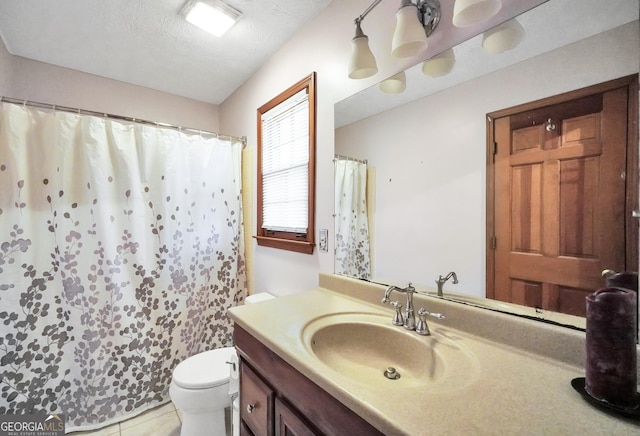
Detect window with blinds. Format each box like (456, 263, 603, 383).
(261, 89, 308, 232)
(256, 73, 316, 254)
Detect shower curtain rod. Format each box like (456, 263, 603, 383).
(334, 154, 367, 164)
(0, 96, 247, 146)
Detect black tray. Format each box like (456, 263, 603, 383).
(571, 377, 640, 421)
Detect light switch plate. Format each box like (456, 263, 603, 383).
(319, 229, 328, 253)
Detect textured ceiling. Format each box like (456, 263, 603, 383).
(0, 0, 332, 105)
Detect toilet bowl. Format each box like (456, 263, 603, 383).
(170, 347, 236, 436)
(170, 293, 274, 436)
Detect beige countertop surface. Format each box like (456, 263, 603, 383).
(228, 275, 640, 435)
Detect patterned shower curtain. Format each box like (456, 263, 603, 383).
(334, 159, 370, 280)
(0, 102, 247, 431)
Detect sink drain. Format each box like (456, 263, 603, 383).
(383, 367, 401, 380)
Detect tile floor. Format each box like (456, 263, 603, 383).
(69, 402, 182, 436)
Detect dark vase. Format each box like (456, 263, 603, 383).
(604, 271, 638, 293)
(585, 287, 638, 406)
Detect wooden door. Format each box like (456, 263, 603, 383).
(488, 77, 638, 317)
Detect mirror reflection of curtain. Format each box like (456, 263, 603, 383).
(0, 102, 247, 430)
(334, 158, 370, 280)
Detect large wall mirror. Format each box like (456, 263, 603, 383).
(334, 0, 639, 330)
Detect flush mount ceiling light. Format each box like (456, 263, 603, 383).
(349, 0, 441, 79)
(452, 0, 502, 28)
(181, 0, 242, 37)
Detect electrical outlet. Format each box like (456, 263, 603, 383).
(319, 229, 328, 253)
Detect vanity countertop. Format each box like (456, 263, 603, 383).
(228, 276, 640, 435)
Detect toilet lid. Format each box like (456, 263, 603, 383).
(173, 347, 236, 389)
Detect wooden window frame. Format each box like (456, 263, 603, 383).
(256, 73, 316, 254)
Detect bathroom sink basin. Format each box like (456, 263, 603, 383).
(301, 312, 479, 390)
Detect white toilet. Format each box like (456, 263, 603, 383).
(170, 293, 274, 436)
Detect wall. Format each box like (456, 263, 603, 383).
(218, 0, 535, 296)
(335, 22, 639, 296)
(0, 38, 220, 131)
(218, 0, 389, 295)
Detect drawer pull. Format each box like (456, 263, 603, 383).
(246, 403, 256, 414)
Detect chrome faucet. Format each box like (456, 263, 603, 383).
(436, 272, 458, 297)
(381, 283, 416, 330)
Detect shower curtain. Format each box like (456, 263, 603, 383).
(334, 159, 370, 280)
(0, 102, 247, 431)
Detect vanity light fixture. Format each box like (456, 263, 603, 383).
(349, 20, 379, 79)
(453, 0, 502, 28)
(348, 0, 441, 79)
(393, 0, 432, 58)
(421, 47, 455, 77)
(379, 71, 407, 93)
(481, 18, 525, 53)
(181, 0, 242, 37)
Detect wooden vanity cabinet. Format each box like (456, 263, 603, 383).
(240, 362, 274, 435)
(234, 325, 384, 436)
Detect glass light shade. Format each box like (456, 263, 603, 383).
(481, 19, 525, 54)
(421, 48, 455, 77)
(452, 0, 502, 28)
(349, 35, 378, 79)
(379, 71, 407, 94)
(391, 2, 428, 58)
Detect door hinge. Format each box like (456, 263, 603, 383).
(491, 236, 497, 249)
(492, 142, 498, 162)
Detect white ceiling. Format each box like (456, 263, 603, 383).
(0, 0, 332, 105)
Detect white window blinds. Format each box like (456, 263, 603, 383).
(261, 89, 309, 233)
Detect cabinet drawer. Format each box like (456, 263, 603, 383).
(241, 362, 274, 436)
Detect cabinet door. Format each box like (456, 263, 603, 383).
(241, 362, 274, 436)
(240, 420, 255, 436)
(275, 398, 319, 436)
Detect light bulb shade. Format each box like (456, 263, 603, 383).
(481, 19, 525, 54)
(379, 71, 407, 94)
(452, 0, 502, 28)
(421, 48, 455, 77)
(349, 28, 378, 79)
(392, 2, 428, 58)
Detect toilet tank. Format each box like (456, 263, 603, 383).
(245, 292, 274, 304)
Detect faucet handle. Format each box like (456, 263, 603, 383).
(416, 308, 430, 336)
(415, 308, 446, 336)
(420, 308, 445, 320)
(391, 301, 404, 326)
